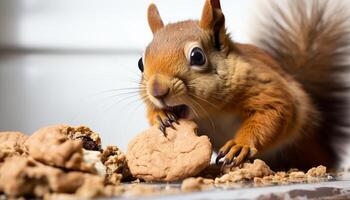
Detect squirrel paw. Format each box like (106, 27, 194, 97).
(156, 111, 178, 136)
(216, 140, 257, 167)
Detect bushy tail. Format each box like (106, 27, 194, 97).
(255, 0, 350, 166)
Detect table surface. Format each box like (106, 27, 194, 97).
(104, 178, 350, 200)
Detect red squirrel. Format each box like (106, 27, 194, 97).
(138, 0, 350, 170)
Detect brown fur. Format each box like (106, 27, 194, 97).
(140, 0, 350, 170)
(147, 4, 164, 34)
(254, 0, 350, 169)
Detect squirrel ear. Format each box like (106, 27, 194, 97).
(199, 0, 227, 51)
(147, 3, 164, 34)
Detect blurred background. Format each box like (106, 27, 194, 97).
(0, 0, 349, 165)
(0, 0, 259, 150)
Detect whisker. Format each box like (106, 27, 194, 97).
(187, 98, 201, 119)
(123, 99, 147, 124)
(72, 88, 145, 113)
(125, 96, 146, 107)
(188, 97, 216, 135)
(138, 94, 149, 103)
(98, 91, 144, 102)
(100, 93, 142, 113)
(189, 93, 219, 109)
(77, 93, 142, 124)
(188, 89, 222, 97)
(95, 87, 145, 95)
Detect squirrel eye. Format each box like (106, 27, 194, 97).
(138, 57, 144, 72)
(190, 47, 206, 66)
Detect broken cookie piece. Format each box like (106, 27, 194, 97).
(0, 131, 28, 148)
(307, 165, 327, 177)
(0, 156, 101, 197)
(75, 174, 114, 198)
(127, 120, 212, 182)
(65, 126, 101, 151)
(254, 165, 328, 186)
(181, 177, 214, 192)
(101, 145, 130, 184)
(288, 171, 307, 183)
(0, 131, 28, 162)
(254, 171, 289, 186)
(215, 159, 274, 184)
(24, 125, 101, 172)
(82, 149, 106, 177)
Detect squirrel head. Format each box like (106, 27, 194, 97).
(139, 0, 234, 119)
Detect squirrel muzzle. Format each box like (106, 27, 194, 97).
(147, 74, 171, 107)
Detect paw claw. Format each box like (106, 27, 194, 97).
(157, 115, 167, 136)
(164, 120, 175, 130)
(231, 159, 237, 167)
(221, 159, 234, 170)
(216, 152, 225, 165)
(221, 159, 228, 169)
(249, 148, 258, 158)
(217, 140, 257, 167)
(156, 111, 178, 136)
(159, 126, 166, 136)
(166, 112, 179, 124)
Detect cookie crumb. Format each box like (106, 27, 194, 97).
(289, 171, 307, 183)
(101, 145, 130, 184)
(0, 132, 28, 163)
(65, 126, 101, 151)
(215, 159, 273, 184)
(307, 165, 327, 177)
(181, 177, 214, 192)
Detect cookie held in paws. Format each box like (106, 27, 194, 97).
(126, 120, 212, 182)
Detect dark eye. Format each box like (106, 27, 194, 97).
(190, 47, 206, 66)
(138, 57, 144, 72)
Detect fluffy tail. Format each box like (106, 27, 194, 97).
(255, 0, 350, 167)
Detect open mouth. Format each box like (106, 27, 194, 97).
(167, 104, 190, 119)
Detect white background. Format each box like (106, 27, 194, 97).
(0, 0, 260, 49)
(0, 0, 349, 166)
(0, 0, 262, 151)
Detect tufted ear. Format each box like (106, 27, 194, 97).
(147, 3, 164, 34)
(199, 0, 228, 51)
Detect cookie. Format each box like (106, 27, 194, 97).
(101, 145, 130, 184)
(127, 120, 212, 182)
(0, 131, 28, 162)
(0, 156, 101, 197)
(24, 125, 101, 172)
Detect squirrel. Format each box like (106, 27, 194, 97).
(137, 0, 350, 170)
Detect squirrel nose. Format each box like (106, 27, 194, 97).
(152, 83, 170, 99)
(149, 74, 171, 100)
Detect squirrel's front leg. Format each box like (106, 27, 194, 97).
(216, 107, 292, 166)
(147, 106, 178, 136)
